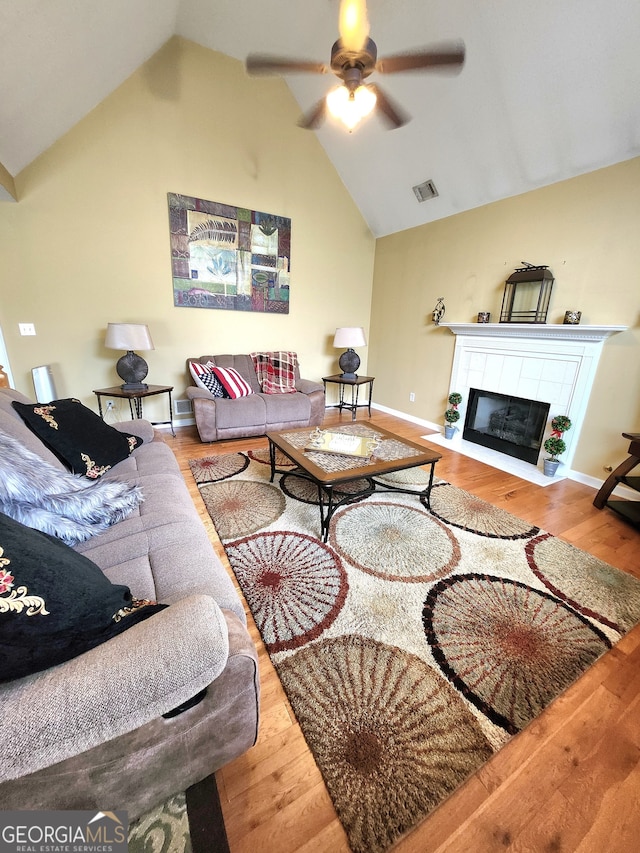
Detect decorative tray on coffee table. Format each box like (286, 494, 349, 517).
(305, 429, 380, 459)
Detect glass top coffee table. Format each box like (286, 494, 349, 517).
(267, 422, 442, 541)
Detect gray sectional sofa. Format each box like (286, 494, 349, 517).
(186, 354, 325, 442)
(0, 387, 259, 819)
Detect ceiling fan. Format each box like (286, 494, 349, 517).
(245, 0, 465, 132)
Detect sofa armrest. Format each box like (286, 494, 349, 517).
(0, 595, 229, 781)
(187, 390, 220, 441)
(296, 378, 325, 395)
(112, 418, 156, 443)
(186, 386, 214, 401)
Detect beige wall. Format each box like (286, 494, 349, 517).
(0, 38, 375, 424)
(1, 35, 637, 482)
(370, 157, 640, 480)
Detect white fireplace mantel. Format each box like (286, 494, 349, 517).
(439, 323, 627, 342)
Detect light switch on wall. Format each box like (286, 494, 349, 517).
(19, 323, 36, 336)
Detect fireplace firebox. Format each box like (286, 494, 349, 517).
(463, 389, 550, 465)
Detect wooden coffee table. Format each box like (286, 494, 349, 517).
(267, 422, 442, 541)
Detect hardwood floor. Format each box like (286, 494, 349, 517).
(169, 409, 640, 853)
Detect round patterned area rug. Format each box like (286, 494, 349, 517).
(188, 450, 640, 853)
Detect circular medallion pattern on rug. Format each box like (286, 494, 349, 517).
(190, 453, 248, 484)
(224, 531, 348, 652)
(375, 467, 435, 488)
(199, 480, 285, 539)
(247, 447, 297, 469)
(329, 501, 460, 583)
(276, 634, 493, 853)
(423, 573, 612, 734)
(279, 472, 372, 506)
(429, 483, 540, 539)
(526, 532, 640, 632)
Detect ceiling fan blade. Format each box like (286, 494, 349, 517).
(298, 98, 327, 130)
(369, 84, 410, 129)
(376, 41, 465, 74)
(338, 0, 370, 53)
(246, 55, 328, 76)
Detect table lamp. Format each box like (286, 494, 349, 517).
(105, 323, 154, 390)
(333, 327, 366, 379)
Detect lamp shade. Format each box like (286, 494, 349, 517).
(333, 327, 367, 348)
(105, 323, 154, 352)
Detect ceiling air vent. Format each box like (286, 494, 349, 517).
(412, 179, 439, 203)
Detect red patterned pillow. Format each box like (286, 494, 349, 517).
(211, 366, 254, 399)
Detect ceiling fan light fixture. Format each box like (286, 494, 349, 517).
(326, 84, 376, 131)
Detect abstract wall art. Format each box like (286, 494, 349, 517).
(168, 192, 291, 313)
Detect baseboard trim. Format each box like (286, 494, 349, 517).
(370, 403, 635, 497)
(370, 402, 441, 433)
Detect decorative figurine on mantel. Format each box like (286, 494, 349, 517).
(432, 297, 446, 325)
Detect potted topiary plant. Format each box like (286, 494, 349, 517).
(542, 415, 572, 476)
(444, 392, 462, 438)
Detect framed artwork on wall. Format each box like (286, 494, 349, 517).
(168, 192, 291, 313)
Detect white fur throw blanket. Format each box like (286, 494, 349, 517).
(0, 428, 143, 546)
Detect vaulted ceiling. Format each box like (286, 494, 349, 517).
(1, 0, 638, 236)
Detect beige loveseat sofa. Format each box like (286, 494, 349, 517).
(186, 353, 325, 442)
(0, 388, 259, 820)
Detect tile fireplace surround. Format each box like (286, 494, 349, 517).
(425, 323, 627, 487)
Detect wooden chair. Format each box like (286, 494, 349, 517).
(593, 432, 640, 527)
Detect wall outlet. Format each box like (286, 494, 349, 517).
(409, 392, 416, 402)
(19, 323, 36, 336)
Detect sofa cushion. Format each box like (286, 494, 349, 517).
(212, 366, 254, 399)
(215, 395, 266, 430)
(0, 428, 144, 547)
(263, 391, 312, 424)
(0, 511, 166, 682)
(189, 361, 228, 398)
(12, 398, 142, 478)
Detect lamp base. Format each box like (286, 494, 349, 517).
(338, 348, 360, 379)
(120, 382, 149, 391)
(116, 351, 149, 390)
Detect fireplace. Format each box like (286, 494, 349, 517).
(424, 323, 627, 485)
(463, 388, 550, 465)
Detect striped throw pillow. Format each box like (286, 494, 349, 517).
(189, 361, 228, 398)
(212, 366, 254, 399)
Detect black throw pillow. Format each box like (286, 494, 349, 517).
(0, 511, 166, 682)
(12, 398, 142, 478)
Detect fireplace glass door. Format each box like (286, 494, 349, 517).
(463, 389, 550, 465)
